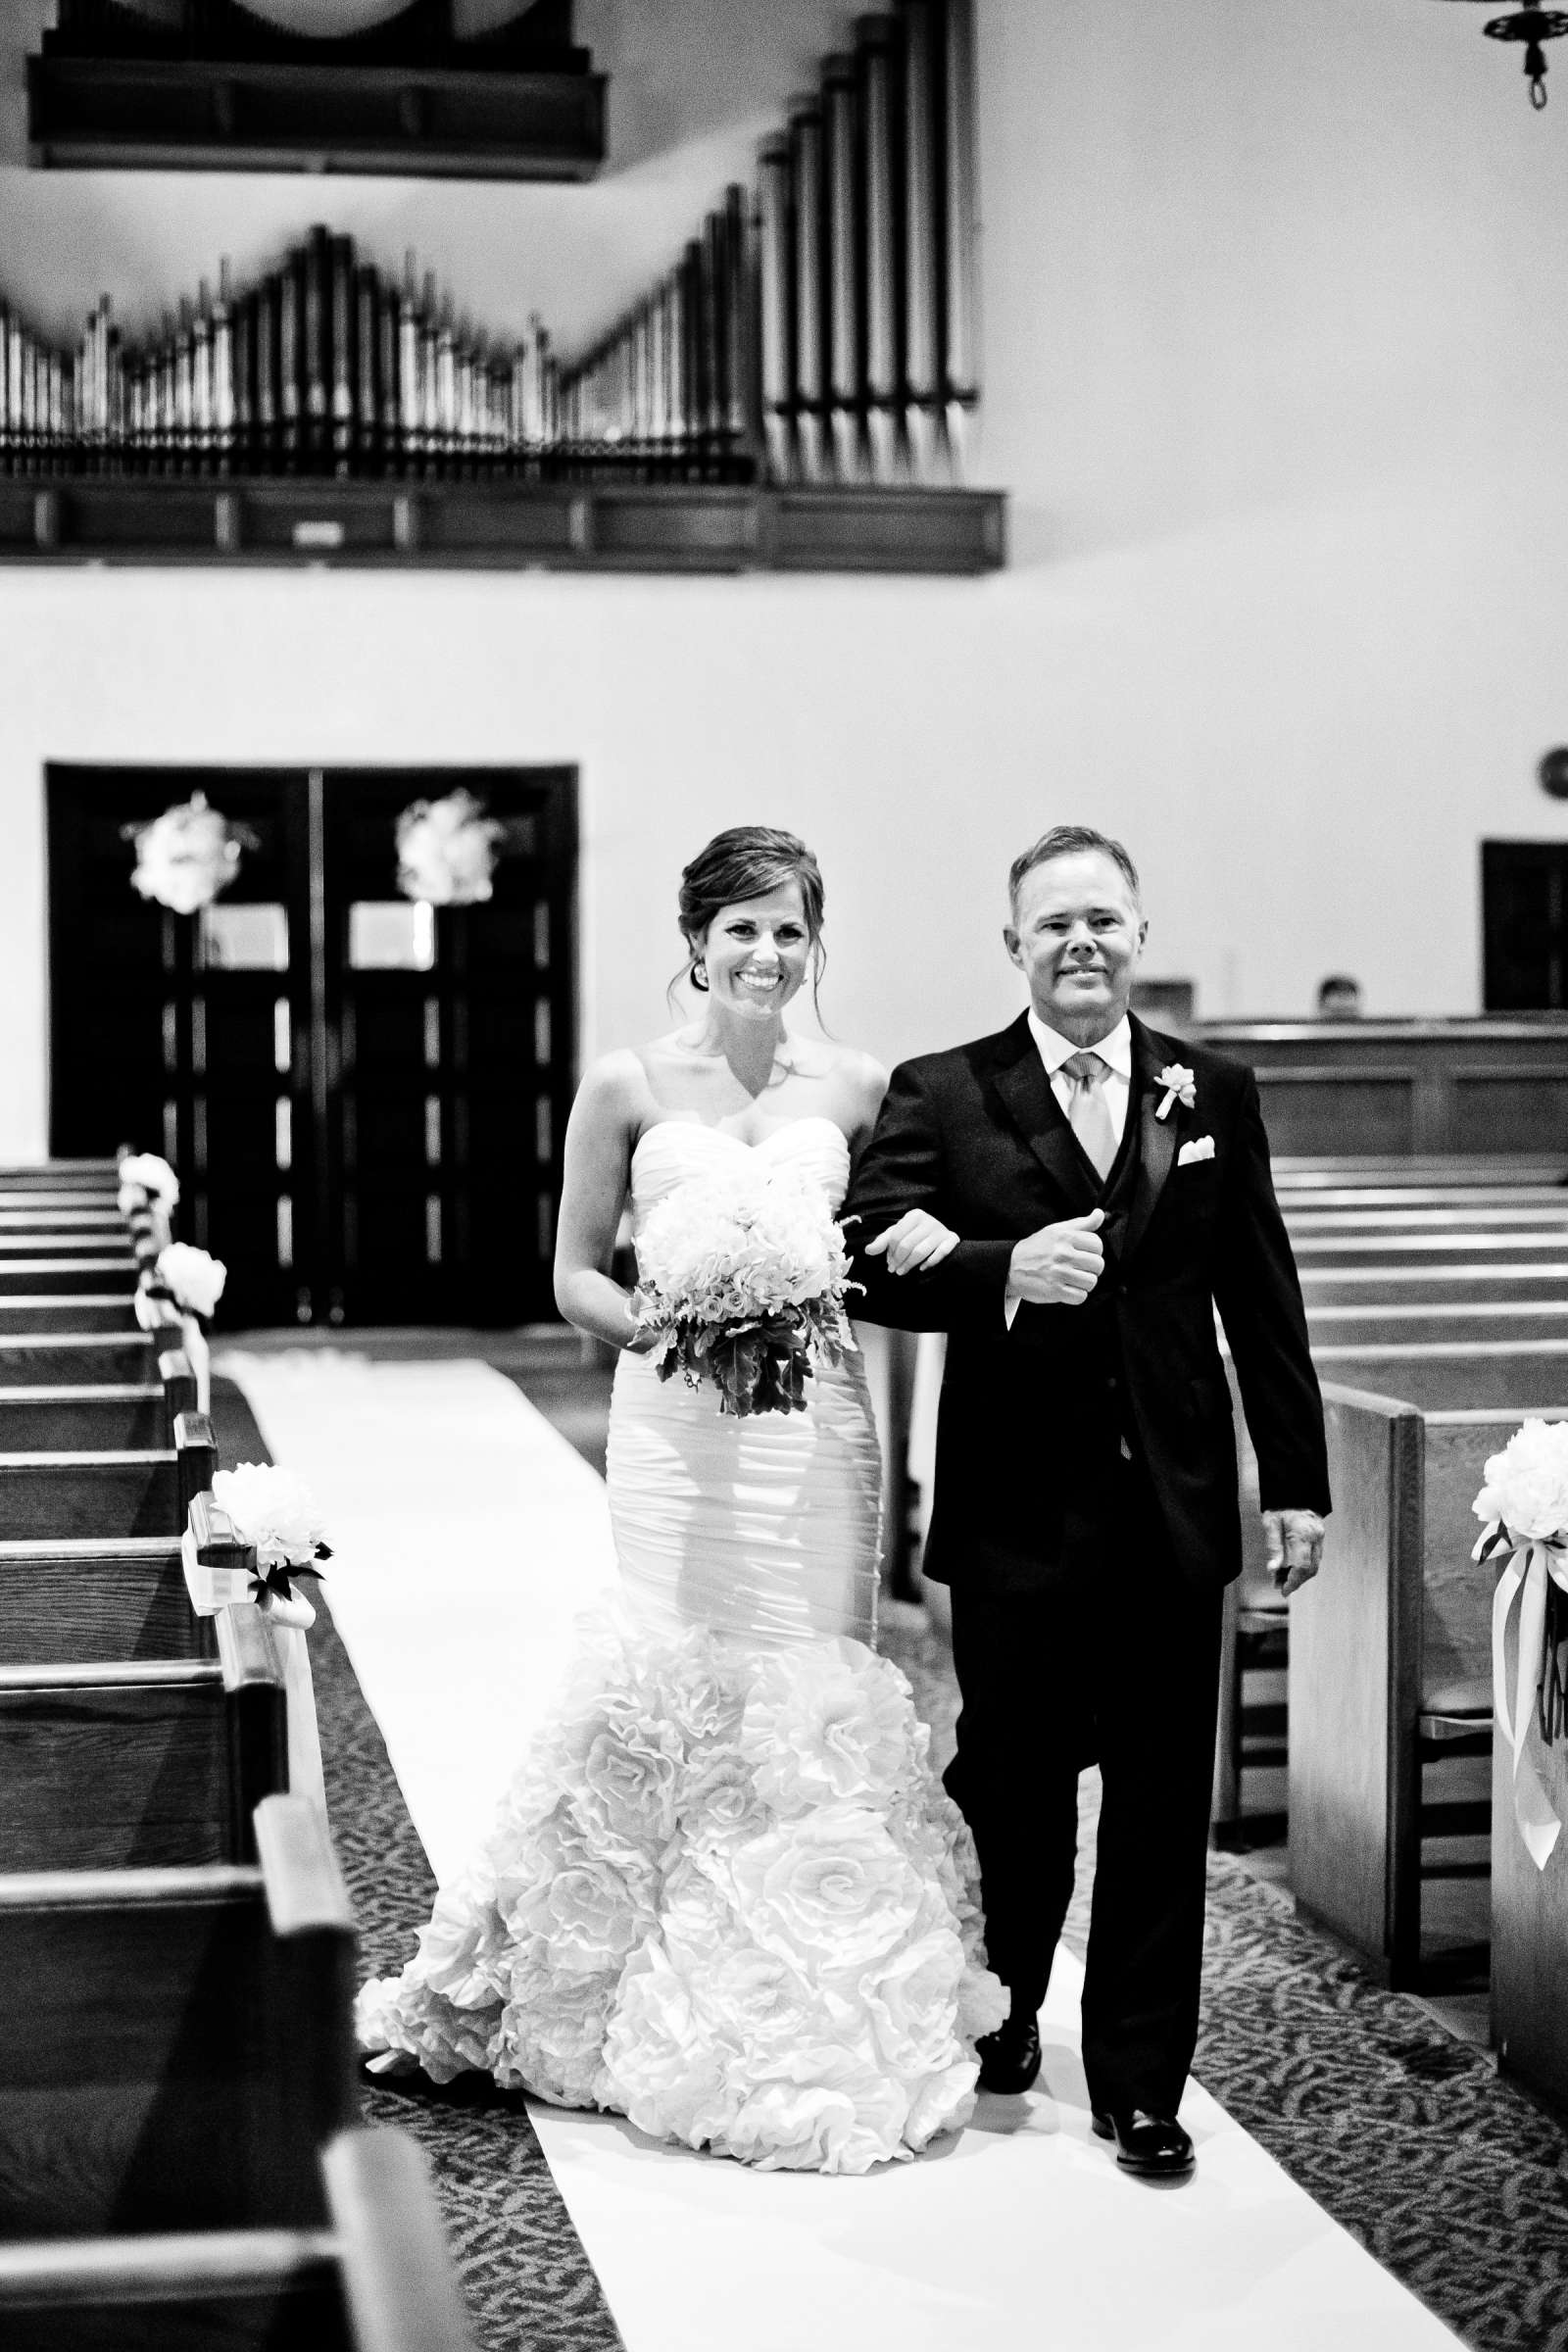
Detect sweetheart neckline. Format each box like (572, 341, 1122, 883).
(631, 1114, 850, 1167)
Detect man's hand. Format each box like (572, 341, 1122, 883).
(1262, 1508, 1325, 1596)
(1006, 1209, 1105, 1306)
(864, 1207, 960, 1276)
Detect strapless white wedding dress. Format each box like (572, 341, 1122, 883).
(357, 1117, 1004, 2174)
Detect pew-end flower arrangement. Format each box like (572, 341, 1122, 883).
(151, 1242, 227, 1321)
(212, 1462, 333, 1624)
(119, 1150, 180, 1219)
(1473, 1417, 1568, 1870)
(631, 1161, 858, 1418)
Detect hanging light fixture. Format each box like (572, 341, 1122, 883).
(1438, 1, 1568, 110)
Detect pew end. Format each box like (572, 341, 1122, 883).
(1289, 1383, 1425, 1977)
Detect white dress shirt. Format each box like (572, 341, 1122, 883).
(1004, 1011, 1133, 1326)
(1028, 1007, 1133, 1149)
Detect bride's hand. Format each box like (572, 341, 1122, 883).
(624, 1290, 662, 1353)
(865, 1208, 959, 1277)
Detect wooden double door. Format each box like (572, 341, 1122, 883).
(48, 764, 577, 1328)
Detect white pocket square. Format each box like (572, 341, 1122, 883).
(1177, 1137, 1215, 1166)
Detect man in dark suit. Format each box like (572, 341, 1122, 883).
(846, 824, 1329, 2180)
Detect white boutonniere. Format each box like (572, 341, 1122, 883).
(1154, 1064, 1197, 1122)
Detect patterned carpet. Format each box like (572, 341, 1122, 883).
(211, 1376, 625, 2352)
(887, 1604, 1568, 2352)
(214, 1371, 1568, 2352)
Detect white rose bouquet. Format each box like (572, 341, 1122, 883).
(212, 1461, 333, 1611)
(632, 1161, 858, 1418)
(1473, 1418, 1568, 1869)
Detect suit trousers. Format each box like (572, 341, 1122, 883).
(943, 1446, 1223, 2117)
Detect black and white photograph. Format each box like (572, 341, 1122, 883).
(0, 3, 1566, 2347)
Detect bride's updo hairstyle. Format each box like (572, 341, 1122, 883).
(675, 826, 827, 1004)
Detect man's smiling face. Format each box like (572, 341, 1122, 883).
(1004, 850, 1148, 1044)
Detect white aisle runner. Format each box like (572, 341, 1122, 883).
(221, 1350, 1461, 2352)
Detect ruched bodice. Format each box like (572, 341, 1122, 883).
(611, 1114, 880, 1652)
(628, 1114, 853, 1224)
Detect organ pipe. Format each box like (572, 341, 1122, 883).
(859, 14, 901, 484)
(823, 51, 862, 484)
(759, 134, 795, 481)
(790, 98, 827, 482)
(943, 0, 980, 476)
(899, 0, 942, 481)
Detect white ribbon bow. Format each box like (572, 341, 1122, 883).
(1481, 1522, 1568, 1870)
(1154, 1063, 1197, 1122)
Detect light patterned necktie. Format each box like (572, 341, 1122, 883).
(1061, 1049, 1117, 1179)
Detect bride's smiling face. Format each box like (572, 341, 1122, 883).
(699, 879, 812, 1018)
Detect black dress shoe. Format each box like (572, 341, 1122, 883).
(975, 2013, 1043, 2095)
(1091, 2108, 1195, 2178)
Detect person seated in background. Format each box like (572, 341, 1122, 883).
(1315, 974, 1364, 1020)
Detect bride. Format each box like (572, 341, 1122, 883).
(357, 826, 1005, 2173)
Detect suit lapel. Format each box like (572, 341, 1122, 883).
(1122, 1015, 1179, 1260)
(989, 1016, 1102, 1216)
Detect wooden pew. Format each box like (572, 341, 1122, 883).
(1287, 1385, 1543, 1984)
(0, 1537, 203, 1665)
(1307, 1302, 1568, 1348)
(0, 1606, 286, 1870)
(0, 1339, 197, 1453)
(0, 1389, 170, 1451)
(1301, 1264, 1568, 1307)
(0, 1206, 126, 1230)
(0, 1163, 119, 1194)
(1287, 1203, 1568, 1232)
(1308, 1345, 1568, 1410)
(0, 2126, 476, 2351)
(0, 1793, 356, 2242)
(1293, 1232, 1568, 1270)
(0, 1270, 138, 1305)
(1276, 1154, 1568, 1190)
(0, 1298, 141, 1337)
(0, 1405, 215, 1542)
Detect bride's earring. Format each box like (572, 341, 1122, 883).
(691, 956, 709, 993)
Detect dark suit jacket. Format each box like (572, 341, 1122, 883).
(844, 1012, 1331, 1597)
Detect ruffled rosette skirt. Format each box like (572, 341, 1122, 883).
(356, 1609, 1005, 2174)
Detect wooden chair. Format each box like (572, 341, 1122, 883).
(0, 1792, 358, 2243)
(0, 2125, 476, 2350)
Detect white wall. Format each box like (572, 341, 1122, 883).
(4, 0, 1568, 1156)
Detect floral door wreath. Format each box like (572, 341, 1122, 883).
(395, 788, 505, 907)
(123, 792, 258, 914)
